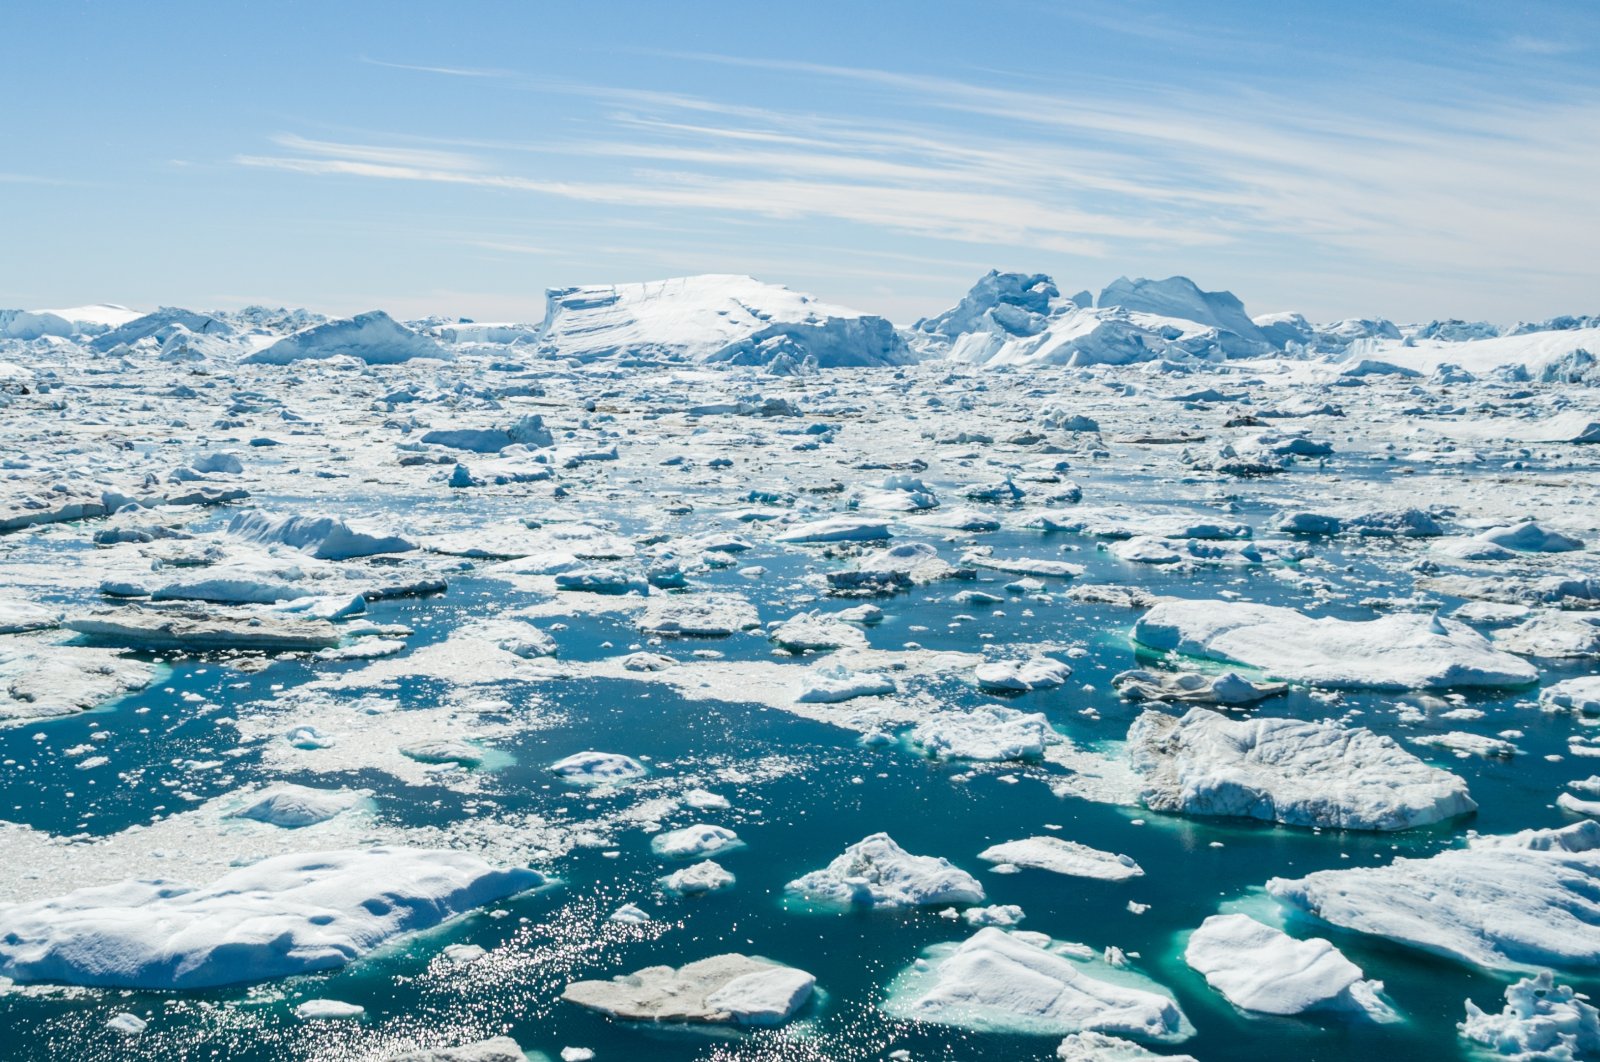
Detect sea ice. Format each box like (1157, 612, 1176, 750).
(1183, 913, 1390, 1017)
(787, 833, 985, 907)
(0, 848, 540, 988)
(1127, 707, 1476, 830)
(563, 952, 815, 1025)
(1133, 600, 1536, 689)
(978, 838, 1144, 881)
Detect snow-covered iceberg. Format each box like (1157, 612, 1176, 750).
(1127, 707, 1476, 830)
(228, 510, 416, 560)
(1183, 914, 1390, 1017)
(787, 833, 985, 908)
(1268, 821, 1600, 970)
(533, 274, 912, 367)
(245, 311, 448, 365)
(883, 927, 1190, 1040)
(563, 953, 815, 1026)
(0, 847, 541, 988)
(1132, 600, 1536, 689)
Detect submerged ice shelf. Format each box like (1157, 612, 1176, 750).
(2, 270, 1600, 1061)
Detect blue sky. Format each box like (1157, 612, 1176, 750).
(3, 0, 1596, 325)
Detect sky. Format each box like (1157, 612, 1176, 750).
(2, 0, 1597, 326)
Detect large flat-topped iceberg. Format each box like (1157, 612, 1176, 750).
(1268, 822, 1600, 971)
(0, 847, 540, 988)
(1133, 600, 1536, 689)
(533, 274, 912, 367)
(884, 927, 1190, 1040)
(1127, 707, 1476, 830)
(245, 310, 448, 365)
(1183, 914, 1390, 1017)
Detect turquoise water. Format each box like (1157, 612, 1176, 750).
(0, 505, 1593, 1061)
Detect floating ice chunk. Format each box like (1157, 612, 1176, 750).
(884, 927, 1189, 1040)
(442, 943, 486, 964)
(1542, 677, 1600, 715)
(554, 566, 647, 595)
(1132, 600, 1536, 689)
(975, 656, 1073, 692)
(1268, 821, 1600, 970)
(978, 838, 1144, 882)
(910, 706, 1052, 761)
(1496, 613, 1600, 659)
(402, 740, 488, 768)
(641, 594, 760, 637)
(0, 601, 58, 634)
(420, 415, 553, 453)
(684, 788, 731, 810)
(1476, 521, 1585, 554)
(621, 652, 675, 671)
(1183, 914, 1391, 1017)
(1112, 669, 1284, 705)
(551, 751, 646, 785)
(770, 611, 869, 652)
(775, 516, 891, 543)
(563, 952, 815, 1025)
(228, 511, 415, 560)
(191, 452, 243, 475)
(296, 999, 364, 1020)
(663, 860, 734, 895)
(0, 640, 152, 724)
(1412, 731, 1518, 759)
(962, 551, 1084, 579)
(1278, 508, 1444, 538)
(383, 1037, 529, 1061)
(963, 903, 1026, 926)
(795, 664, 897, 703)
(910, 506, 1003, 532)
(609, 904, 650, 924)
(787, 833, 984, 907)
(0, 848, 540, 988)
(1128, 707, 1475, 830)
(106, 1012, 147, 1035)
(1459, 970, 1600, 1060)
(1056, 1032, 1197, 1061)
(245, 310, 447, 365)
(652, 825, 741, 860)
(231, 784, 365, 828)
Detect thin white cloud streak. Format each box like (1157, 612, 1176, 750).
(270, 134, 485, 172)
(359, 57, 517, 79)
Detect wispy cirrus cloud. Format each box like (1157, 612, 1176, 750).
(236, 51, 1600, 313)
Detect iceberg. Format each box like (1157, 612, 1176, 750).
(563, 953, 815, 1026)
(1268, 821, 1600, 970)
(228, 510, 416, 560)
(884, 927, 1190, 1040)
(978, 837, 1144, 881)
(787, 833, 984, 908)
(534, 274, 911, 367)
(1183, 914, 1390, 1017)
(1132, 600, 1536, 689)
(1127, 707, 1476, 830)
(245, 311, 448, 365)
(0, 848, 540, 988)
(1459, 970, 1600, 1060)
